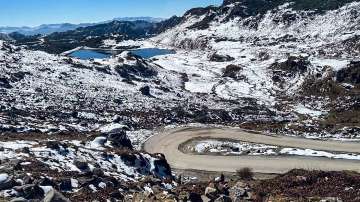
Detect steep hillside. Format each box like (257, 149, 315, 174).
(149, 0, 360, 138)
(155, 0, 359, 54)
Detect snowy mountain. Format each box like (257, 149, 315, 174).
(149, 0, 360, 138)
(0, 0, 360, 201)
(1, 0, 359, 138)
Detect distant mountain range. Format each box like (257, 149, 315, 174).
(0, 23, 94, 36)
(0, 17, 165, 36)
(112, 17, 165, 23)
(9, 16, 181, 54)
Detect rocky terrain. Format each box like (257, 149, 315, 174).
(0, 39, 288, 136)
(0, 130, 173, 201)
(1, 0, 360, 201)
(150, 0, 360, 139)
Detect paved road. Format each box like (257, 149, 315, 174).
(144, 127, 360, 173)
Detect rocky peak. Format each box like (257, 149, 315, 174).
(184, 6, 218, 17)
(222, 0, 358, 14)
(223, 0, 240, 5)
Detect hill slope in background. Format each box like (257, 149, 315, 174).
(0, 17, 165, 36)
(9, 17, 182, 54)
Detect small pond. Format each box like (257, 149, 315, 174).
(69, 49, 111, 60)
(131, 48, 175, 59)
(69, 48, 175, 60)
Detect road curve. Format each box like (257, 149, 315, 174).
(144, 127, 360, 173)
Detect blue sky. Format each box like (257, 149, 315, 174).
(0, 0, 222, 27)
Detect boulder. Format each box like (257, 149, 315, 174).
(258, 51, 270, 61)
(21, 184, 45, 200)
(92, 168, 104, 177)
(45, 141, 62, 150)
(205, 186, 218, 200)
(21, 147, 31, 154)
(114, 61, 158, 81)
(59, 179, 73, 191)
(0, 173, 9, 183)
(271, 56, 309, 75)
(0, 174, 18, 191)
(139, 86, 151, 96)
(73, 159, 90, 172)
(152, 156, 172, 179)
(209, 53, 235, 62)
(22, 175, 33, 185)
(37, 177, 57, 187)
(216, 183, 229, 195)
(106, 130, 133, 150)
(44, 189, 71, 202)
(0, 77, 12, 89)
(222, 65, 243, 79)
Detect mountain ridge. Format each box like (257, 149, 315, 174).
(0, 17, 166, 36)
(9, 17, 183, 54)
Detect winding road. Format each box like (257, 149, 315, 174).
(144, 127, 360, 173)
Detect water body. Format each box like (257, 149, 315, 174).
(131, 48, 175, 59)
(69, 48, 175, 60)
(69, 49, 110, 60)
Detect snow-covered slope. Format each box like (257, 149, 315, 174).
(0, 41, 182, 132)
(152, 1, 360, 98)
(148, 0, 360, 138)
(0, 41, 179, 200)
(0, 39, 286, 135)
(1, 0, 360, 140)
(155, 1, 360, 55)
